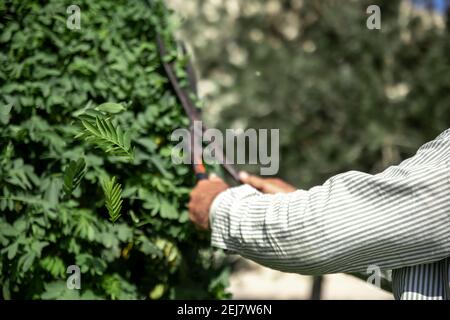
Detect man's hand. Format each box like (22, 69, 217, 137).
(188, 172, 294, 230)
(188, 175, 229, 230)
(239, 171, 296, 194)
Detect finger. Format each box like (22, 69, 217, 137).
(209, 173, 221, 181)
(240, 171, 265, 189)
(239, 171, 249, 182)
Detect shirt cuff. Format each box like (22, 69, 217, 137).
(209, 184, 261, 251)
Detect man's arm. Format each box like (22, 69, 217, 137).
(189, 130, 450, 275)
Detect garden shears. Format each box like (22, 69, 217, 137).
(156, 34, 240, 183)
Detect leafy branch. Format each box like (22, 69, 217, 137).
(75, 114, 134, 161)
(102, 176, 123, 223)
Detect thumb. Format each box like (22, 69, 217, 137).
(239, 171, 250, 183)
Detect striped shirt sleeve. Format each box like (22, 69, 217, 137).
(209, 129, 450, 276)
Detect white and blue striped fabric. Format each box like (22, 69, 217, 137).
(209, 129, 450, 299)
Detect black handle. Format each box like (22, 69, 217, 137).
(195, 172, 208, 181)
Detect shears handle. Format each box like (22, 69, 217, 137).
(193, 162, 208, 181)
(195, 172, 208, 180)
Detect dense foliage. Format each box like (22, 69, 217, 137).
(173, 0, 450, 187)
(0, 0, 229, 299)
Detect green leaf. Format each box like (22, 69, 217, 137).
(149, 156, 173, 179)
(76, 115, 134, 161)
(102, 176, 123, 223)
(31, 241, 49, 257)
(149, 283, 165, 300)
(160, 199, 178, 219)
(40, 256, 66, 278)
(2, 280, 11, 300)
(63, 158, 86, 196)
(96, 102, 126, 114)
(0, 104, 13, 124)
(40, 281, 76, 300)
(6, 242, 18, 260)
(45, 178, 62, 206)
(19, 251, 36, 272)
(0, 223, 18, 237)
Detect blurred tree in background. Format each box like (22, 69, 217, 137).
(168, 0, 450, 188)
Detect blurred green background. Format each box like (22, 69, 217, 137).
(168, 0, 450, 188)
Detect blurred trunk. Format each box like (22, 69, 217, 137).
(310, 276, 323, 300)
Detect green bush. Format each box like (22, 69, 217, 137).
(0, 0, 229, 299)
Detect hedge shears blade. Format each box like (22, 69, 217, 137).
(156, 34, 240, 182)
